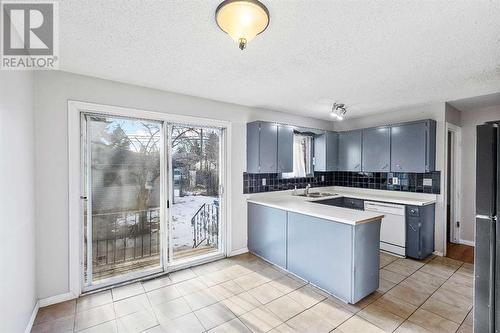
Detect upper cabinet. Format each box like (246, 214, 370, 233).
(314, 131, 338, 172)
(277, 124, 294, 173)
(390, 120, 436, 173)
(362, 126, 391, 172)
(246, 121, 261, 173)
(247, 121, 293, 173)
(338, 130, 362, 172)
(247, 119, 436, 174)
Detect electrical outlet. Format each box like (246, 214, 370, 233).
(423, 178, 432, 186)
(262, 178, 266, 186)
(392, 177, 399, 185)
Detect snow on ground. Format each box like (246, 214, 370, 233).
(171, 195, 218, 250)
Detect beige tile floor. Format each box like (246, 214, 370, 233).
(32, 252, 474, 333)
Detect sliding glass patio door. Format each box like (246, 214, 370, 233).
(82, 114, 165, 290)
(169, 125, 224, 263)
(81, 112, 225, 291)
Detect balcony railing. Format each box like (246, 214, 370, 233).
(86, 202, 219, 281)
(87, 208, 160, 280)
(191, 202, 219, 248)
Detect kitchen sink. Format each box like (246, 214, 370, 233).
(294, 192, 337, 198)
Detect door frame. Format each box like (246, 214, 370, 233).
(68, 100, 232, 297)
(443, 122, 462, 249)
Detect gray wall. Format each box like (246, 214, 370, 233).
(0, 72, 37, 332)
(332, 103, 447, 255)
(460, 105, 500, 243)
(33, 71, 332, 300)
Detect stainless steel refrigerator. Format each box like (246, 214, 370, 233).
(475, 121, 500, 333)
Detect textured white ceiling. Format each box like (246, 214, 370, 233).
(449, 92, 500, 112)
(58, 0, 500, 120)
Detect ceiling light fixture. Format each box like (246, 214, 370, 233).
(215, 0, 270, 50)
(331, 103, 347, 121)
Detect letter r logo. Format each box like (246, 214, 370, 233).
(2, 2, 54, 56)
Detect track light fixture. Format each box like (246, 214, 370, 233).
(331, 103, 347, 121)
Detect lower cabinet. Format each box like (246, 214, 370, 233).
(406, 204, 435, 259)
(313, 197, 364, 210)
(287, 212, 353, 301)
(247, 203, 381, 303)
(247, 203, 287, 269)
(342, 197, 365, 210)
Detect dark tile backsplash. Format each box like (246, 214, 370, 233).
(243, 172, 334, 194)
(243, 171, 440, 194)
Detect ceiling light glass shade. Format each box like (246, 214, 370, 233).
(216, 0, 269, 50)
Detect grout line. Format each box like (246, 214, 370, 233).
(390, 258, 469, 332)
(61, 253, 472, 333)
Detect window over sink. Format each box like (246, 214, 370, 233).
(282, 132, 314, 178)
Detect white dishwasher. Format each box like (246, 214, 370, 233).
(364, 201, 406, 257)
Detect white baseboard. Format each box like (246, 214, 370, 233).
(433, 251, 444, 257)
(24, 301, 39, 333)
(229, 247, 248, 257)
(459, 239, 475, 247)
(38, 291, 77, 307)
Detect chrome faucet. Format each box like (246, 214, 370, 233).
(305, 184, 311, 196)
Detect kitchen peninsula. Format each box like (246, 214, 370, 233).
(247, 191, 384, 304)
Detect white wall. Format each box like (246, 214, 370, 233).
(460, 105, 500, 243)
(0, 72, 37, 332)
(333, 103, 447, 254)
(33, 71, 332, 300)
(445, 104, 462, 127)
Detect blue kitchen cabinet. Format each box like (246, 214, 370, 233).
(314, 131, 338, 172)
(259, 122, 279, 173)
(391, 120, 436, 173)
(277, 124, 294, 173)
(246, 122, 260, 173)
(287, 212, 380, 303)
(342, 197, 365, 210)
(247, 121, 293, 173)
(312, 197, 344, 208)
(406, 204, 435, 259)
(313, 197, 364, 210)
(247, 203, 287, 268)
(362, 126, 391, 172)
(338, 130, 362, 171)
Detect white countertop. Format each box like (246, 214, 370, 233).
(331, 186, 437, 206)
(246, 186, 438, 225)
(248, 193, 384, 225)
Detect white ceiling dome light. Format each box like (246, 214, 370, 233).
(215, 0, 270, 50)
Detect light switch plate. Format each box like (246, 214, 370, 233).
(262, 178, 266, 186)
(392, 177, 399, 185)
(423, 178, 432, 186)
(321, 175, 325, 182)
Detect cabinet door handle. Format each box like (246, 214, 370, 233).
(354, 163, 360, 169)
(382, 164, 388, 169)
